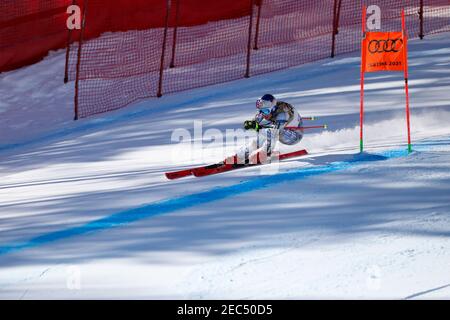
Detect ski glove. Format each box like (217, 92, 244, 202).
(244, 120, 260, 131)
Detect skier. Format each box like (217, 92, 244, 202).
(230, 94, 304, 164)
(165, 94, 311, 179)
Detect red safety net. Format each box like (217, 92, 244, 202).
(161, 2, 253, 95)
(66, 0, 254, 118)
(0, 0, 252, 73)
(250, 0, 336, 76)
(69, 0, 450, 119)
(0, 0, 71, 72)
(3, 1, 449, 118)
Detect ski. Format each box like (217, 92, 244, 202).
(166, 149, 308, 180)
(278, 148, 309, 160)
(192, 162, 238, 177)
(165, 161, 234, 180)
(167, 149, 306, 179)
(165, 168, 196, 180)
(193, 149, 308, 177)
(165, 162, 231, 180)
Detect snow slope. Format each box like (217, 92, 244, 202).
(0, 32, 450, 299)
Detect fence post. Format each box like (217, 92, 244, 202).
(157, 0, 172, 97)
(74, 0, 88, 120)
(336, 0, 342, 34)
(330, 0, 340, 58)
(170, 0, 180, 68)
(253, 0, 263, 50)
(245, 0, 256, 78)
(64, 0, 77, 83)
(419, 0, 424, 39)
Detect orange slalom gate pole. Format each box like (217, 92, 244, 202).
(360, 6, 366, 152)
(402, 10, 412, 153)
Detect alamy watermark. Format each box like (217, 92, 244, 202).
(66, 5, 81, 30)
(170, 120, 282, 174)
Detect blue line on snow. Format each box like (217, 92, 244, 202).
(0, 148, 409, 256)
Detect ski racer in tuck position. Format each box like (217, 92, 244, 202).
(230, 94, 304, 164)
(165, 93, 317, 179)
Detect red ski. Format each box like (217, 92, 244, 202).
(278, 148, 308, 160)
(193, 149, 308, 177)
(165, 149, 308, 180)
(165, 168, 196, 180)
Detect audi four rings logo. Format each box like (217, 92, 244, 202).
(368, 38, 403, 53)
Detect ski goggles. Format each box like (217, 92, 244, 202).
(259, 108, 271, 115)
(256, 98, 272, 110)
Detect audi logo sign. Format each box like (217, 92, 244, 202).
(368, 38, 404, 54)
(362, 31, 405, 72)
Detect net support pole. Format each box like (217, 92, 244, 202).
(74, 0, 88, 120)
(170, 0, 180, 68)
(64, 0, 77, 83)
(336, 0, 342, 32)
(157, 0, 171, 97)
(253, 0, 263, 50)
(402, 10, 412, 153)
(360, 6, 366, 153)
(245, 0, 256, 78)
(331, 0, 338, 58)
(64, 28, 72, 84)
(419, 0, 424, 39)
(331, 0, 343, 57)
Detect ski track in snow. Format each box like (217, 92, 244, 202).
(0, 32, 450, 299)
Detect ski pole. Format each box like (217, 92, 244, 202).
(285, 125, 328, 130)
(302, 116, 317, 121)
